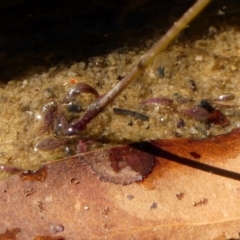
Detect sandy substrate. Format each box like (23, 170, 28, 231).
(0, 24, 240, 180)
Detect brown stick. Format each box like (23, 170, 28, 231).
(71, 0, 211, 132)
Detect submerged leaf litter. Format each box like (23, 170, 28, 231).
(0, 26, 240, 180)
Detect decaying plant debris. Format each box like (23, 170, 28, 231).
(1, 127, 240, 239)
(1, 0, 240, 239)
(2, 0, 240, 180)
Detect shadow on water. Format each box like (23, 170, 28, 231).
(0, 0, 240, 80)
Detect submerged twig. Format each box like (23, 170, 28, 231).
(70, 0, 211, 132)
(113, 108, 149, 121)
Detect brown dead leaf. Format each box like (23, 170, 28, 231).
(1, 129, 240, 239)
(81, 144, 154, 185)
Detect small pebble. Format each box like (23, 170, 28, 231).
(156, 67, 165, 77)
(21, 80, 28, 88)
(67, 72, 77, 77)
(78, 61, 86, 70)
(43, 88, 55, 99)
(231, 65, 237, 71)
(50, 224, 64, 233)
(190, 127, 198, 134)
(195, 55, 203, 61)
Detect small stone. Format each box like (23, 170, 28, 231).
(190, 127, 198, 135)
(21, 80, 28, 88)
(231, 65, 237, 71)
(195, 55, 203, 61)
(67, 72, 77, 77)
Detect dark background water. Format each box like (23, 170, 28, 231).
(0, 0, 239, 79)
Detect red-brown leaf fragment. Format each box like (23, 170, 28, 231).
(181, 106, 210, 121)
(65, 82, 99, 102)
(20, 166, 48, 182)
(77, 140, 88, 153)
(80, 145, 154, 185)
(40, 101, 58, 134)
(142, 97, 174, 106)
(1, 129, 240, 239)
(35, 137, 65, 151)
(0, 164, 23, 174)
(33, 236, 65, 240)
(208, 109, 229, 127)
(212, 93, 235, 102)
(0, 228, 21, 239)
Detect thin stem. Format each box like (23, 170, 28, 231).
(72, 0, 211, 131)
